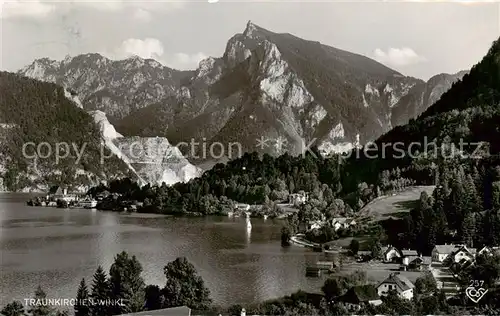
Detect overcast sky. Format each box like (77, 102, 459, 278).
(1, 0, 499, 80)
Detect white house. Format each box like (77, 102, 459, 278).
(448, 246, 476, 264)
(332, 217, 356, 231)
(382, 246, 402, 263)
(377, 272, 415, 300)
(289, 192, 308, 206)
(235, 203, 250, 212)
(308, 220, 324, 230)
(431, 244, 459, 262)
(47, 186, 78, 202)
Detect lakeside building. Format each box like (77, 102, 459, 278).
(288, 191, 308, 206)
(331, 217, 356, 231)
(46, 186, 78, 202)
(235, 203, 250, 212)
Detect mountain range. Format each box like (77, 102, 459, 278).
(3, 21, 470, 191)
(18, 21, 467, 160)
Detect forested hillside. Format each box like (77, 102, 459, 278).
(0, 72, 129, 191)
(342, 38, 500, 193)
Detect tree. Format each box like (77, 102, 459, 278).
(162, 257, 212, 309)
(370, 240, 382, 259)
(144, 285, 163, 311)
(321, 278, 343, 302)
(75, 278, 90, 316)
(90, 266, 110, 316)
(1, 301, 26, 316)
(108, 251, 146, 314)
(349, 239, 360, 255)
(414, 271, 437, 294)
(460, 212, 476, 247)
(28, 286, 54, 316)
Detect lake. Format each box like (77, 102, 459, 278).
(0, 193, 326, 310)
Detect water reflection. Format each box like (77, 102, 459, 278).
(97, 212, 120, 270)
(246, 217, 252, 245)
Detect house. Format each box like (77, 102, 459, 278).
(235, 203, 250, 212)
(96, 190, 110, 200)
(377, 272, 415, 300)
(382, 246, 402, 263)
(47, 185, 78, 202)
(431, 244, 460, 262)
(403, 256, 431, 271)
(289, 191, 308, 205)
(447, 245, 476, 264)
(307, 220, 324, 230)
(118, 306, 191, 316)
(340, 285, 383, 310)
(477, 246, 500, 257)
(331, 217, 356, 231)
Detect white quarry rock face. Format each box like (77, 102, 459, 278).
(64, 88, 84, 109)
(90, 110, 123, 139)
(112, 137, 202, 186)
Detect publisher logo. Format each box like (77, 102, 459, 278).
(465, 280, 488, 303)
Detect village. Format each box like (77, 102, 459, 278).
(299, 239, 500, 308)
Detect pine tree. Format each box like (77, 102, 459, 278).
(28, 286, 54, 316)
(460, 212, 476, 247)
(90, 266, 110, 316)
(75, 278, 90, 316)
(446, 181, 466, 231)
(109, 252, 145, 315)
(465, 174, 480, 213)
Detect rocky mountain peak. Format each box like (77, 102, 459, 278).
(243, 20, 259, 38)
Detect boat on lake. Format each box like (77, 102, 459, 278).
(76, 198, 97, 209)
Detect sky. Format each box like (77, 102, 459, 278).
(1, 0, 499, 80)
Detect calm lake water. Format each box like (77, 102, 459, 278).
(0, 193, 326, 309)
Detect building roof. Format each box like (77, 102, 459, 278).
(341, 285, 380, 304)
(433, 244, 459, 254)
(332, 217, 348, 224)
(401, 250, 418, 256)
(48, 185, 65, 195)
(406, 256, 420, 263)
(378, 273, 414, 292)
(453, 246, 476, 255)
(382, 246, 400, 255)
(119, 306, 191, 316)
